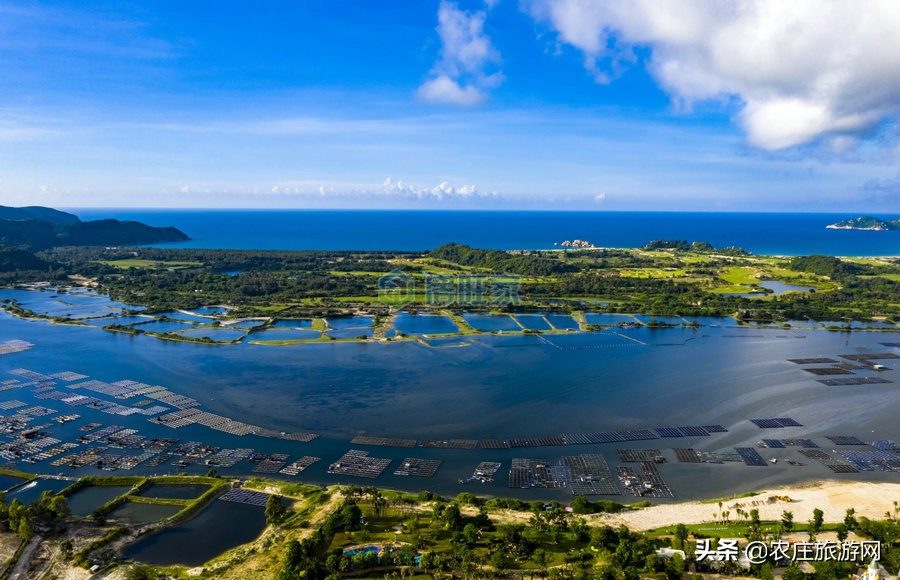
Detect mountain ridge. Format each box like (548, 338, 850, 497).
(0, 205, 190, 250)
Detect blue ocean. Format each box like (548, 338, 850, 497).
(72, 209, 900, 256)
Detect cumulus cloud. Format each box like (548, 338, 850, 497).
(383, 177, 496, 200)
(525, 0, 900, 150)
(417, 1, 503, 106)
(418, 75, 487, 107)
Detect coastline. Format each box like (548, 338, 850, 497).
(589, 479, 900, 531)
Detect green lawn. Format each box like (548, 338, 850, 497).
(619, 268, 690, 279)
(718, 266, 760, 285)
(98, 259, 202, 270)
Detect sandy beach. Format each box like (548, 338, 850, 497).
(588, 480, 900, 531)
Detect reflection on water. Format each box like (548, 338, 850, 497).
(393, 312, 459, 335)
(122, 500, 265, 566)
(68, 486, 131, 517)
(109, 501, 182, 524)
(462, 314, 520, 332)
(0, 302, 897, 500)
(137, 484, 209, 500)
(7, 479, 71, 505)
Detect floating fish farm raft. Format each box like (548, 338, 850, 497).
(799, 449, 859, 473)
(480, 425, 724, 450)
(463, 461, 501, 483)
(251, 453, 290, 474)
(0, 340, 33, 355)
(673, 448, 701, 463)
(826, 435, 867, 446)
(804, 367, 853, 375)
(219, 488, 269, 507)
(563, 454, 619, 495)
(393, 458, 442, 477)
(508, 455, 621, 495)
(350, 436, 417, 448)
(616, 462, 674, 498)
(735, 447, 769, 466)
(750, 417, 803, 428)
(419, 439, 478, 449)
(616, 449, 666, 463)
(328, 450, 391, 478)
(841, 450, 900, 472)
(1, 354, 897, 499)
(789, 353, 896, 384)
(817, 377, 891, 386)
(280, 456, 320, 476)
(781, 438, 819, 448)
(508, 458, 566, 489)
(5, 367, 318, 442)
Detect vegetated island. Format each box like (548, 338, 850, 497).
(826, 216, 900, 231)
(0, 205, 189, 250)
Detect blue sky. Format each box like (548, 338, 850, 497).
(1, 0, 899, 211)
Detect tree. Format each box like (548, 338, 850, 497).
(674, 523, 689, 549)
(844, 508, 857, 530)
(442, 504, 463, 531)
(265, 495, 288, 525)
(571, 495, 591, 514)
(17, 518, 32, 541)
(780, 510, 795, 535)
(48, 494, 70, 518)
(812, 508, 824, 534)
(372, 494, 388, 517)
(665, 554, 685, 580)
(59, 538, 73, 561)
(124, 564, 159, 580)
(462, 523, 479, 547)
(836, 523, 849, 543)
(746, 509, 763, 542)
(456, 492, 477, 506)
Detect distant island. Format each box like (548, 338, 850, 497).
(0, 205, 189, 250)
(826, 216, 900, 231)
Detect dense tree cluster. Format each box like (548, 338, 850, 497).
(429, 243, 579, 276)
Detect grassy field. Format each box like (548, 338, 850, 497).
(99, 259, 202, 270)
(718, 266, 760, 285)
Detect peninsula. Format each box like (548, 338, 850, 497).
(0, 205, 189, 250)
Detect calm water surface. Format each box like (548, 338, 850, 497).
(0, 303, 897, 500)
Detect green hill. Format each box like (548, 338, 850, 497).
(0, 205, 80, 225)
(0, 246, 50, 272)
(0, 205, 189, 249)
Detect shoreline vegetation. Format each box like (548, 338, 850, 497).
(0, 242, 897, 347)
(0, 471, 896, 578)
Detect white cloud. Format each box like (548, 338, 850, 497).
(525, 0, 900, 150)
(383, 176, 494, 200)
(418, 1, 503, 106)
(417, 75, 486, 107)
